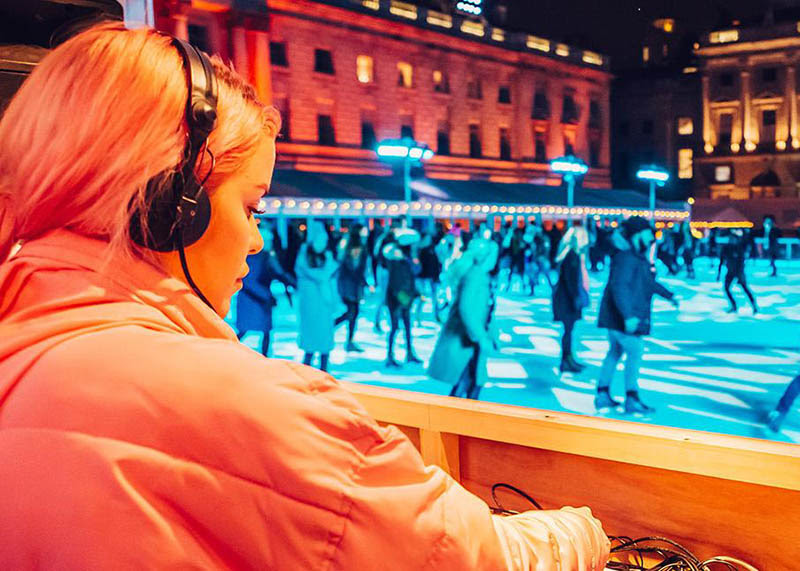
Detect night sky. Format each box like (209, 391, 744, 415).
(500, 0, 773, 69)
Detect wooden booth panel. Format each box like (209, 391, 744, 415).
(458, 437, 800, 570)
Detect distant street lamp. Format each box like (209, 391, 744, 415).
(550, 155, 588, 223)
(376, 138, 434, 226)
(636, 165, 670, 221)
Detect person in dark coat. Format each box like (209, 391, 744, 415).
(552, 226, 590, 373)
(428, 238, 499, 400)
(676, 221, 696, 279)
(236, 226, 296, 356)
(719, 228, 758, 314)
(595, 216, 678, 415)
(762, 215, 781, 277)
(384, 228, 422, 368)
(335, 224, 369, 352)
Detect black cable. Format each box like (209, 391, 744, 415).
(490, 482, 543, 512)
(177, 232, 214, 310)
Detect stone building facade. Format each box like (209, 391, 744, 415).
(153, 0, 612, 188)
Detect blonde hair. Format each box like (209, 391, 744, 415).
(556, 225, 589, 263)
(0, 22, 280, 263)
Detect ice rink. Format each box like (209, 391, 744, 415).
(234, 256, 800, 444)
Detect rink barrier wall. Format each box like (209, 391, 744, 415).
(347, 382, 800, 569)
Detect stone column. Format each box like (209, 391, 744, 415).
(740, 70, 752, 150)
(702, 75, 713, 152)
(788, 66, 798, 149)
(231, 26, 249, 78)
(249, 30, 272, 104)
(172, 13, 189, 41)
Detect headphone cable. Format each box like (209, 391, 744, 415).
(177, 232, 214, 310)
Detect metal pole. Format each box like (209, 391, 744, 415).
(567, 173, 575, 225)
(403, 156, 411, 228)
(649, 181, 656, 221)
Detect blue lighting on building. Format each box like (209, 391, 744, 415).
(455, 0, 483, 17)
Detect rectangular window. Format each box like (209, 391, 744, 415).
(677, 117, 693, 135)
(467, 76, 482, 100)
(532, 91, 550, 119)
(720, 72, 733, 87)
(437, 121, 450, 155)
(762, 109, 776, 143)
(356, 55, 374, 84)
(719, 112, 733, 146)
(314, 49, 335, 75)
(361, 121, 376, 150)
(469, 124, 482, 158)
(642, 119, 654, 135)
(562, 94, 579, 124)
(642, 45, 650, 63)
(317, 114, 335, 146)
(590, 140, 600, 167)
(762, 67, 777, 83)
(499, 127, 511, 160)
(188, 24, 210, 53)
(564, 140, 575, 156)
(433, 70, 450, 93)
(397, 62, 413, 88)
(678, 148, 693, 179)
(498, 86, 511, 104)
(710, 29, 739, 44)
(715, 165, 732, 183)
(589, 100, 601, 128)
(400, 124, 414, 140)
(270, 42, 288, 67)
(534, 131, 547, 163)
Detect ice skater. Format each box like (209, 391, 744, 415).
(719, 228, 758, 314)
(767, 373, 800, 431)
(552, 226, 590, 373)
(594, 216, 679, 414)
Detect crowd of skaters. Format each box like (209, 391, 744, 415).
(236, 211, 799, 430)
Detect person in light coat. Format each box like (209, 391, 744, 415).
(294, 221, 338, 371)
(428, 238, 499, 400)
(0, 23, 609, 570)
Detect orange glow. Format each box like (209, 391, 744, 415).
(191, 0, 229, 13)
(426, 172, 471, 181)
(691, 221, 754, 229)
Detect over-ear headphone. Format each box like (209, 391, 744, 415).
(130, 36, 218, 253)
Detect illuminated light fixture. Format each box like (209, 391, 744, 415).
(412, 201, 421, 209)
(776, 140, 787, 151)
(525, 206, 533, 213)
(492, 28, 506, 42)
(455, 0, 482, 16)
(379, 202, 387, 210)
(745, 141, 756, 152)
(482, 205, 490, 213)
(793, 139, 800, 149)
(362, 0, 379, 9)
(271, 199, 281, 208)
(508, 207, 517, 214)
(582, 51, 603, 65)
(366, 202, 375, 210)
(709, 29, 739, 44)
(636, 167, 669, 184)
(354, 201, 363, 209)
(490, 205, 499, 212)
(444, 204, 452, 211)
(341, 203, 351, 210)
(533, 207, 540, 213)
(426, 11, 452, 28)
(527, 35, 550, 52)
(547, 207, 555, 214)
(683, 66, 698, 74)
(455, 204, 463, 212)
(730, 142, 740, 152)
(704, 143, 714, 154)
(425, 203, 433, 210)
(499, 206, 508, 213)
(389, 0, 417, 20)
(550, 156, 589, 175)
(300, 201, 310, 209)
(460, 20, 485, 37)
(555, 43, 570, 57)
(287, 199, 296, 208)
(314, 201, 324, 210)
(376, 138, 434, 225)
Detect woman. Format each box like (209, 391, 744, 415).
(236, 224, 295, 356)
(384, 228, 422, 367)
(335, 224, 368, 352)
(0, 23, 608, 569)
(553, 226, 591, 373)
(720, 228, 759, 314)
(295, 221, 338, 371)
(429, 238, 498, 400)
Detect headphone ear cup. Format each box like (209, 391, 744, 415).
(130, 176, 183, 252)
(179, 189, 211, 249)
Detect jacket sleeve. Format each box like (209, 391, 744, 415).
(561, 255, 580, 302)
(331, 395, 611, 570)
(609, 254, 635, 319)
(652, 279, 673, 300)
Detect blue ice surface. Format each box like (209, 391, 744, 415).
(228, 256, 800, 444)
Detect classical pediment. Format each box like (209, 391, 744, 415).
(753, 90, 782, 101)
